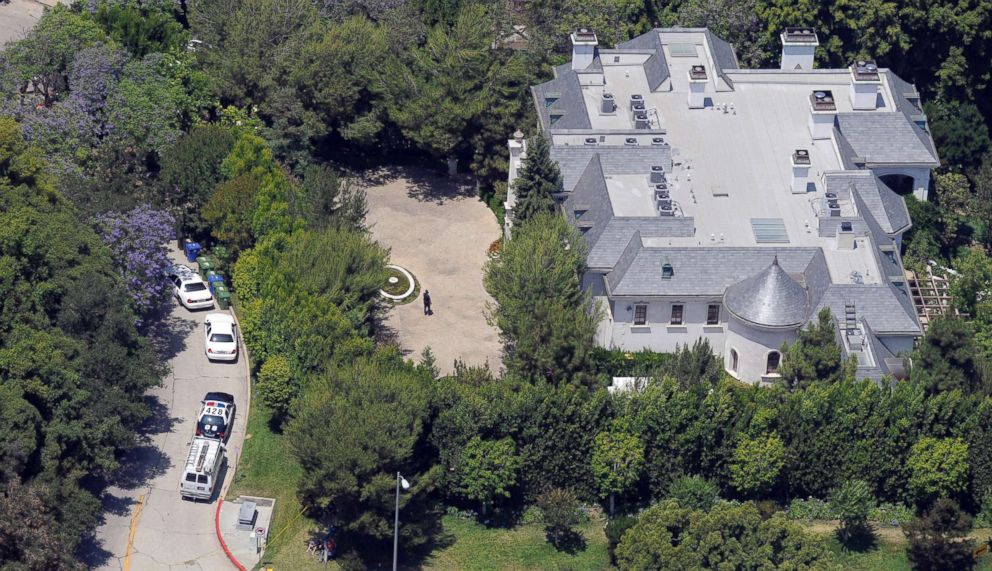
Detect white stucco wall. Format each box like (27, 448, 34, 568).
(724, 315, 798, 384)
(597, 297, 728, 353)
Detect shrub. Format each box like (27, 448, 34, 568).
(256, 355, 295, 416)
(605, 515, 638, 564)
(869, 503, 915, 526)
(667, 475, 718, 512)
(786, 498, 834, 521)
(537, 488, 581, 549)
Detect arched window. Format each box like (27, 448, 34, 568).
(766, 351, 781, 374)
(730, 349, 739, 373)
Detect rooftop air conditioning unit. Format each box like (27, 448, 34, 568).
(651, 137, 665, 146)
(634, 114, 650, 129)
(828, 200, 841, 217)
(658, 202, 675, 216)
(655, 189, 670, 200)
(584, 137, 598, 146)
(650, 166, 666, 184)
(601, 93, 615, 114)
(629, 94, 644, 111)
(624, 137, 638, 146)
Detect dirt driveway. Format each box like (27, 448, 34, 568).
(0, 0, 54, 49)
(364, 168, 503, 375)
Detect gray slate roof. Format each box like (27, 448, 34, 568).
(616, 31, 669, 91)
(886, 71, 939, 161)
(532, 68, 590, 131)
(564, 155, 614, 247)
(704, 30, 739, 88)
(824, 171, 911, 234)
(587, 218, 696, 269)
(835, 113, 939, 165)
(814, 285, 921, 334)
(550, 145, 673, 191)
(605, 246, 818, 296)
(724, 257, 809, 328)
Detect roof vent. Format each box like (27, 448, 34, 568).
(624, 137, 638, 146)
(689, 65, 707, 80)
(852, 60, 880, 81)
(584, 137, 598, 146)
(810, 90, 836, 111)
(783, 27, 818, 43)
(792, 149, 811, 165)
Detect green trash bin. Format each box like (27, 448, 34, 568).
(197, 258, 215, 279)
(215, 285, 231, 310)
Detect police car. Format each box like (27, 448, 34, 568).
(166, 264, 214, 310)
(196, 392, 236, 441)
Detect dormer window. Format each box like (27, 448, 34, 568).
(662, 262, 674, 279)
(544, 93, 560, 107)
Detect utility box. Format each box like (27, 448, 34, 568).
(237, 501, 257, 531)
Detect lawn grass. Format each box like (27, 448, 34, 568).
(225, 402, 315, 568)
(424, 514, 611, 571)
(805, 520, 992, 571)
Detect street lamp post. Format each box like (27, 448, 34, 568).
(393, 472, 410, 571)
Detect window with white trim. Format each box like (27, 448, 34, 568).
(633, 304, 647, 326)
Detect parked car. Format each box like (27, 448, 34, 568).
(196, 392, 236, 441)
(166, 264, 213, 310)
(204, 313, 238, 361)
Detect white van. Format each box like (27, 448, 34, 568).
(180, 437, 225, 501)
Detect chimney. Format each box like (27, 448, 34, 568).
(570, 28, 598, 71)
(687, 65, 707, 109)
(849, 60, 880, 110)
(790, 150, 811, 194)
(780, 27, 818, 70)
(807, 90, 836, 139)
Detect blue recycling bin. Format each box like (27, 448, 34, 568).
(184, 240, 202, 263)
(207, 271, 225, 293)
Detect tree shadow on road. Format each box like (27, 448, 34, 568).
(145, 311, 196, 361)
(402, 168, 476, 204)
(108, 444, 174, 491)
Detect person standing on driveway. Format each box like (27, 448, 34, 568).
(423, 290, 432, 315)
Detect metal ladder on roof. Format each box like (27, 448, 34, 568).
(195, 444, 209, 472)
(844, 303, 858, 332)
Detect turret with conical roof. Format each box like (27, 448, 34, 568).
(723, 256, 809, 329)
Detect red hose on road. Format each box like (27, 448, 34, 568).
(216, 499, 248, 571)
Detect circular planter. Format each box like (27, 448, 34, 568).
(380, 264, 416, 301)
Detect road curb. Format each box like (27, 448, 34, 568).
(215, 499, 248, 571)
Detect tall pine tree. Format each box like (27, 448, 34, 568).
(513, 132, 561, 223)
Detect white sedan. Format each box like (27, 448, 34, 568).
(204, 313, 238, 361)
(167, 264, 214, 310)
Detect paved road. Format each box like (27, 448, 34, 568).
(364, 167, 503, 374)
(89, 246, 249, 571)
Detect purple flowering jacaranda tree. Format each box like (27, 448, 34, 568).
(93, 205, 175, 324)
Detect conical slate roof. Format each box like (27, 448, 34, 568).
(723, 256, 808, 328)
